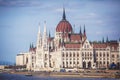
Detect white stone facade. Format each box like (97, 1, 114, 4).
(16, 8, 120, 71)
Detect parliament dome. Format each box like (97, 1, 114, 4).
(56, 8, 72, 32)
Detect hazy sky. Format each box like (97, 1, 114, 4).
(0, 0, 120, 63)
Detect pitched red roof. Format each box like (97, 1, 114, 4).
(64, 43, 81, 48)
(29, 47, 36, 53)
(108, 41, 119, 51)
(93, 43, 107, 48)
(70, 34, 82, 42)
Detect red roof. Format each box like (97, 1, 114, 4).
(56, 20, 72, 32)
(64, 43, 81, 48)
(29, 47, 36, 52)
(108, 41, 119, 51)
(93, 43, 107, 48)
(70, 34, 82, 42)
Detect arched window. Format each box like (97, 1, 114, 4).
(107, 61, 109, 64)
(66, 52, 68, 57)
(73, 61, 75, 64)
(103, 52, 105, 57)
(70, 62, 72, 64)
(112, 54, 114, 58)
(96, 52, 98, 57)
(73, 52, 75, 57)
(66, 62, 68, 64)
(103, 61, 105, 64)
(100, 52, 102, 57)
(82, 52, 84, 56)
(62, 52, 64, 57)
(88, 52, 89, 56)
(117, 55, 119, 58)
(70, 52, 72, 57)
(77, 52, 79, 57)
(107, 53, 109, 57)
(87, 45, 89, 48)
(90, 52, 92, 56)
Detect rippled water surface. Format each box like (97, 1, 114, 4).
(0, 73, 119, 80)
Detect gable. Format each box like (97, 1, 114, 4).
(82, 39, 92, 49)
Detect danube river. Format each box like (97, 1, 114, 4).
(0, 73, 119, 80)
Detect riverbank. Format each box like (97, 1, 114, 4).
(0, 73, 118, 80)
(3, 70, 119, 79)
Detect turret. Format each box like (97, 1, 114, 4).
(36, 23, 42, 49)
(43, 21, 48, 50)
(43, 21, 47, 37)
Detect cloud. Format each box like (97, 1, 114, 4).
(0, 0, 43, 7)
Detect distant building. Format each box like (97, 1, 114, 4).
(0, 65, 5, 70)
(16, 8, 120, 71)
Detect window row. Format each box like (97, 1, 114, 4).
(96, 52, 109, 57)
(63, 61, 80, 65)
(62, 52, 80, 57)
(82, 52, 92, 56)
(63, 58, 80, 60)
(96, 61, 109, 65)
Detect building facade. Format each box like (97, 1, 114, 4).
(16, 8, 120, 71)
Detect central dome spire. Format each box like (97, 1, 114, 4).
(62, 7, 66, 20)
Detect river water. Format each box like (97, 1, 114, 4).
(0, 73, 119, 80)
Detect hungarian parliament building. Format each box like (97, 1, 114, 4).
(16, 8, 120, 71)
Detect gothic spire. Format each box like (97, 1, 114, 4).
(102, 37, 104, 43)
(106, 36, 109, 42)
(62, 7, 66, 20)
(44, 21, 47, 33)
(84, 24, 86, 34)
(38, 22, 41, 33)
(30, 43, 31, 49)
(79, 25, 82, 35)
(31, 43, 34, 48)
(83, 24, 86, 37)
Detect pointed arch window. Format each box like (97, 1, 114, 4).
(70, 52, 72, 57)
(73, 52, 75, 57)
(77, 52, 79, 57)
(66, 52, 68, 57)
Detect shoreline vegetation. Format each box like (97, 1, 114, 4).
(1, 69, 120, 78)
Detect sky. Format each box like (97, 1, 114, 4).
(0, 0, 120, 64)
